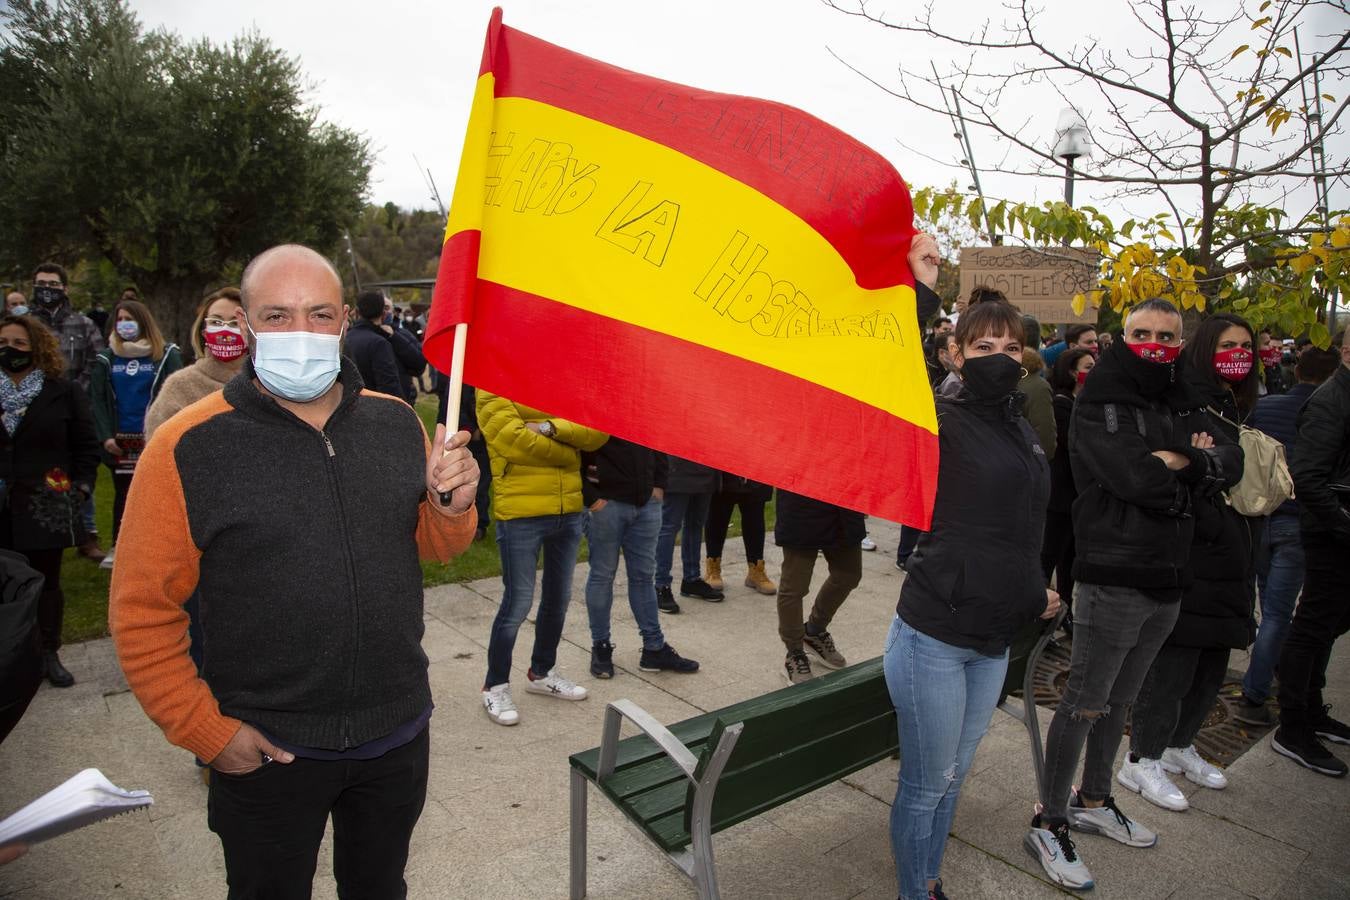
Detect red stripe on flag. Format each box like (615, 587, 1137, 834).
(459, 280, 936, 528)
(484, 24, 915, 291)
(424, 230, 481, 364)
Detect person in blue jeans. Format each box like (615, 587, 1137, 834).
(476, 391, 608, 726)
(884, 301, 1058, 900)
(1236, 345, 1340, 725)
(581, 436, 698, 677)
(654, 455, 721, 612)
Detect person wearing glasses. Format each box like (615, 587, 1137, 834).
(144, 288, 248, 439)
(28, 263, 106, 562)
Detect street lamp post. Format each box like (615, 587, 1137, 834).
(1052, 108, 1092, 207)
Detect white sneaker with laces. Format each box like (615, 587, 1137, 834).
(860, 534, 877, 551)
(1067, 792, 1158, 847)
(1117, 756, 1189, 811)
(1024, 817, 1095, 890)
(1161, 745, 1228, 789)
(524, 668, 588, 701)
(482, 683, 519, 726)
(99, 546, 116, 571)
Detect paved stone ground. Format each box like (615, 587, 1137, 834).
(1, 516, 1346, 899)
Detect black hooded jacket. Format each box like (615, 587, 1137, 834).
(1068, 336, 1243, 597)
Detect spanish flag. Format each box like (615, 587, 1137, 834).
(425, 8, 938, 528)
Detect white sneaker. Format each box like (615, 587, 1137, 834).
(1068, 792, 1158, 847)
(99, 546, 116, 570)
(524, 669, 588, 701)
(860, 534, 877, 551)
(1025, 818, 1095, 890)
(482, 683, 519, 726)
(1117, 756, 1189, 811)
(1161, 745, 1228, 789)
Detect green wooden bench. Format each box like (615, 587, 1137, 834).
(568, 612, 1063, 899)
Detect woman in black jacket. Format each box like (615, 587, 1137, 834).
(0, 315, 100, 687)
(1041, 348, 1096, 632)
(1120, 313, 1257, 811)
(884, 301, 1059, 900)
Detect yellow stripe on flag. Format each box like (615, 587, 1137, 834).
(450, 88, 935, 432)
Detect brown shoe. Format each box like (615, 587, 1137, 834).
(704, 557, 723, 590)
(745, 559, 777, 595)
(77, 536, 106, 562)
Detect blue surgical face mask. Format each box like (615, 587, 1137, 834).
(246, 321, 344, 402)
(10, 305, 27, 316)
(115, 320, 140, 340)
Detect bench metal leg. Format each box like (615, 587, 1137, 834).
(570, 768, 588, 900)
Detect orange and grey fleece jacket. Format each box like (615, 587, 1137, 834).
(110, 359, 475, 763)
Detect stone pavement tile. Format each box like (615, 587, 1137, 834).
(1188, 734, 1350, 877)
(759, 778, 893, 853)
(708, 815, 874, 900)
(0, 804, 165, 898)
(1275, 861, 1350, 899)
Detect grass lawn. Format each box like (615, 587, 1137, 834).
(60, 392, 766, 644)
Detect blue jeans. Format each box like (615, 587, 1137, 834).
(584, 499, 666, 651)
(884, 616, 1007, 900)
(484, 513, 584, 687)
(654, 491, 711, 588)
(1243, 514, 1304, 703)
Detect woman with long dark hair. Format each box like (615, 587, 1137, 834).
(0, 315, 99, 686)
(884, 300, 1059, 900)
(1041, 347, 1095, 631)
(1118, 313, 1257, 810)
(90, 299, 183, 569)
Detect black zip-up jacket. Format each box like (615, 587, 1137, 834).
(581, 437, 668, 508)
(1069, 336, 1243, 595)
(344, 319, 403, 398)
(774, 490, 866, 550)
(1293, 364, 1350, 540)
(898, 390, 1051, 654)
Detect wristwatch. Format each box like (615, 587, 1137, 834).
(538, 420, 557, 439)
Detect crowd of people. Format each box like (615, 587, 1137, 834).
(1, 238, 1347, 900)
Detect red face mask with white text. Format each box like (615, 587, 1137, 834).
(1128, 341, 1181, 365)
(204, 325, 245, 361)
(1214, 347, 1253, 383)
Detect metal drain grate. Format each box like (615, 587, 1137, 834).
(1015, 636, 1273, 768)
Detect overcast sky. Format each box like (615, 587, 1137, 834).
(129, 0, 1346, 236)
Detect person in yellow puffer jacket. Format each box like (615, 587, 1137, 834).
(476, 391, 608, 727)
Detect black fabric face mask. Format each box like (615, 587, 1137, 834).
(32, 286, 66, 309)
(961, 352, 1023, 400)
(0, 346, 33, 373)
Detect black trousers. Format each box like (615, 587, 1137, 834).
(109, 467, 135, 543)
(1130, 644, 1230, 759)
(704, 493, 766, 561)
(1278, 531, 1350, 728)
(0, 512, 65, 652)
(207, 727, 430, 900)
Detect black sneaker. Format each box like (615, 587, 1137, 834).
(1234, 695, 1277, 727)
(680, 578, 724, 602)
(590, 641, 615, 679)
(639, 643, 700, 673)
(656, 586, 680, 614)
(1312, 705, 1350, 745)
(928, 879, 949, 900)
(1272, 726, 1348, 776)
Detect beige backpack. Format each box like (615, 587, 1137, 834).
(1207, 407, 1295, 517)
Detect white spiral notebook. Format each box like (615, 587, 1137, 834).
(0, 768, 153, 846)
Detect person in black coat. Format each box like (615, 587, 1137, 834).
(1124, 313, 1260, 807)
(654, 455, 721, 611)
(885, 300, 1059, 900)
(1040, 347, 1096, 630)
(344, 291, 404, 398)
(0, 315, 100, 687)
